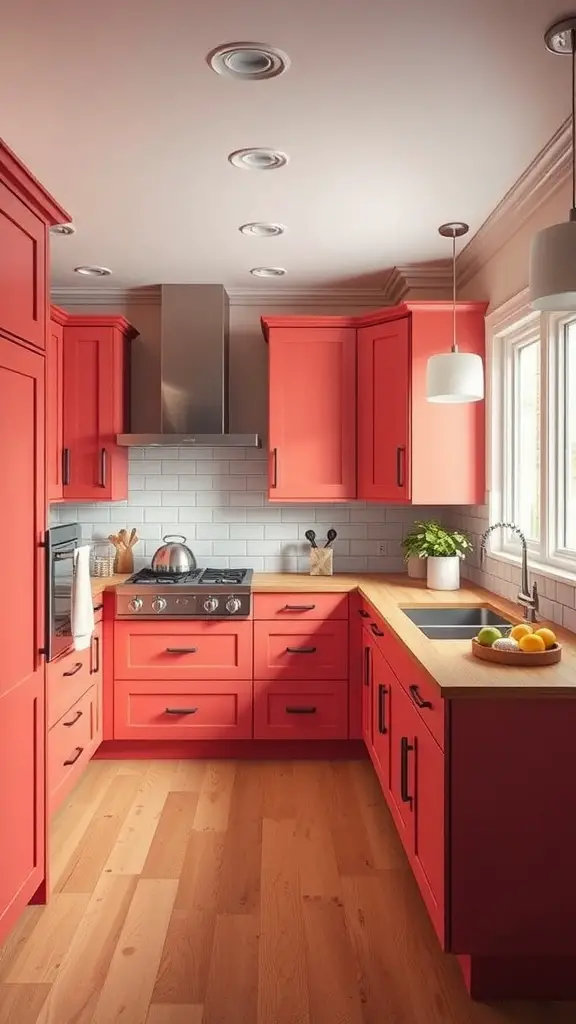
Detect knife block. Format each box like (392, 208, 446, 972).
(309, 547, 333, 576)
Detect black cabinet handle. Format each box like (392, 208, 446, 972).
(400, 737, 414, 808)
(364, 644, 372, 687)
(165, 707, 199, 715)
(283, 604, 316, 612)
(396, 446, 406, 488)
(91, 635, 100, 674)
(63, 662, 83, 677)
(63, 746, 84, 766)
(285, 646, 317, 654)
(378, 685, 388, 734)
(359, 609, 370, 618)
(286, 706, 317, 714)
(99, 447, 108, 488)
(62, 447, 71, 486)
(93, 602, 104, 612)
(165, 647, 198, 654)
(63, 710, 83, 728)
(370, 622, 384, 637)
(409, 684, 433, 710)
(271, 447, 278, 488)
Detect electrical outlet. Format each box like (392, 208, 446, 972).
(377, 542, 387, 555)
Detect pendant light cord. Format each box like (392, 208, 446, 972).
(451, 230, 458, 353)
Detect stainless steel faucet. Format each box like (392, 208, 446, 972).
(480, 521, 539, 623)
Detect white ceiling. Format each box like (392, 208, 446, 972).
(1, 0, 571, 289)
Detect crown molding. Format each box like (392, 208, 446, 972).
(50, 285, 161, 306)
(457, 117, 572, 289)
(381, 260, 453, 303)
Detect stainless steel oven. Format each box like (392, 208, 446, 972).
(45, 522, 80, 661)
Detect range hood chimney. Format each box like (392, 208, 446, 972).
(117, 284, 261, 447)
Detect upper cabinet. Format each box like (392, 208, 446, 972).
(62, 315, 136, 502)
(46, 307, 65, 501)
(262, 320, 356, 502)
(262, 301, 487, 506)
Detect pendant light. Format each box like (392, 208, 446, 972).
(530, 18, 576, 311)
(425, 222, 484, 403)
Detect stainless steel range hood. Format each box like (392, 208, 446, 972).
(117, 284, 261, 447)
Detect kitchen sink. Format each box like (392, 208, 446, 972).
(401, 605, 514, 640)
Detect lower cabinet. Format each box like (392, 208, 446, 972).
(254, 679, 348, 739)
(114, 679, 253, 740)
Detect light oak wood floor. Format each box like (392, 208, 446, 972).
(0, 758, 574, 1024)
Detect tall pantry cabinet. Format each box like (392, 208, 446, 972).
(0, 140, 70, 945)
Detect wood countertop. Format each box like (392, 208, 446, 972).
(91, 571, 576, 696)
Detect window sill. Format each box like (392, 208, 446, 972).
(487, 549, 576, 587)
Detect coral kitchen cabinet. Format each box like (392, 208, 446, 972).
(262, 301, 487, 505)
(62, 315, 136, 501)
(46, 306, 65, 501)
(261, 320, 357, 501)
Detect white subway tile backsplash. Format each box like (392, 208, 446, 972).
(52, 448, 448, 573)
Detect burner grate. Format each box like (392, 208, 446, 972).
(198, 568, 248, 585)
(126, 568, 203, 585)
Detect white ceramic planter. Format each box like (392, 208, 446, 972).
(407, 556, 427, 579)
(427, 555, 461, 591)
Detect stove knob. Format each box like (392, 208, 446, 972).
(203, 597, 219, 613)
(152, 597, 167, 613)
(226, 597, 241, 614)
(128, 597, 143, 612)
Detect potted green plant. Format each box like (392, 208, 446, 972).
(403, 520, 473, 590)
(401, 524, 428, 579)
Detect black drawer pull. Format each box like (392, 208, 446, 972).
(63, 662, 83, 677)
(286, 706, 317, 714)
(165, 647, 198, 654)
(378, 684, 388, 734)
(271, 447, 278, 488)
(100, 447, 108, 488)
(285, 646, 317, 654)
(93, 602, 104, 612)
(165, 707, 199, 715)
(359, 609, 370, 618)
(396, 446, 406, 488)
(364, 644, 372, 687)
(63, 746, 84, 766)
(91, 635, 100, 674)
(283, 604, 316, 611)
(63, 710, 83, 728)
(409, 684, 433, 710)
(370, 622, 384, 637)
(62, 447, 71, 486)
(400, 736, 414, 808)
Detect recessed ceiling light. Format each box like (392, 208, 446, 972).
(74, 265, 112, 277)
(208, 42, 290, 80)
(228, 148, 288, 170)
(250, 266, 287, 278)
(239, 222, 285, 237)
(50, 223, 76, 236)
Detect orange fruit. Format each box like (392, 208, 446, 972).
(510, 623, 533, 641)
(518, 633, 546, 653)
(534, 627, 557, 649)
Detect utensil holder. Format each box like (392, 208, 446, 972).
(90, 554, 116, 578)
(309, 547, 333, 576)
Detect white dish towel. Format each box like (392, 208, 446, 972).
(72, 545, 94, 651)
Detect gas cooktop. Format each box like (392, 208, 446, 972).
(116, 567, 253, 618)
(125, 567, 251, 587)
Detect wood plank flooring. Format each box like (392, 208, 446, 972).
(1, 758, 575, 1023)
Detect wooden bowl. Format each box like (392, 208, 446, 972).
(471, 639, 562, 667)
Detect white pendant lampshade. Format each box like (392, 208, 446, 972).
(530, 19, 576, 311)
(426, 222, 484, 404)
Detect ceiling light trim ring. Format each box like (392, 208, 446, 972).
(50, 223, 76, 236)
(228, 148, 288, 170)
(208, 42, 290, 80)
(250, 266, 287, 278)
(74, 265, 113, 277)
(239, 222, 286, 237)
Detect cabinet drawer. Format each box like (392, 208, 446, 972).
(363, 616, 445, 750)
(114, 620, 253, 681)
(254, 620, 348, 680)
(47, 642, 97, 730)
(114, 680, 253, 740)
(253, 593, 348, 621)
(254, 680, 348, 740)
(48, 685, 99, 815)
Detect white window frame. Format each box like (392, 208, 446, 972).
(488, 289, 576, 582)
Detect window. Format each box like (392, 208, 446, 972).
(490, 294, 576, 577)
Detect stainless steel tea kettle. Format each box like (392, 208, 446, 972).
(151, 535, 197, 574)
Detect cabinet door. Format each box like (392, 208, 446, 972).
(46, 315, 64, 501)
(361, 632, 373, 751)
(0, 180, 46, 350)
(0, 336, 45, 945)
(268, 327, 356, 501)
(63, 323, 128, 501)
(388, 671, 416, 854)
(370, 642, 393, 793)
(357, 316, 410, 501)
(412, 715, 445, 942)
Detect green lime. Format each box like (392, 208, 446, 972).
(476, 626, 502, 647)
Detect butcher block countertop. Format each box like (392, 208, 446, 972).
(91, 572, 576, 697)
